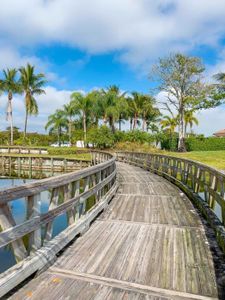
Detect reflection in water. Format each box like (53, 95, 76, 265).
(0, 169, 68, 273)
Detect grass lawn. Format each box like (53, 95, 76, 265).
(164, 150, 225, 171)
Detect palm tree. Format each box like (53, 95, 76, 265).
(63, 101, 79, 144)
(128, 92, 143, 130)
(141, 95, 158, 131)
(45, 109, 67, 146)
(100, 85, 127, 132)
(184, 110, 199, 136)
(0, 69, 21, 145)
(160, 115, 178, 133)
(19, 63, 46, 139)
(70, 92, 92, 141)
(160, 115, 178, 150)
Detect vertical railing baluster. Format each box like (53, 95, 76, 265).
(27, 193, 41, 253)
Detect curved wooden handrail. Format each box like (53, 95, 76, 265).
(0, 151, 117, 294)
(116, 151, 225, 253)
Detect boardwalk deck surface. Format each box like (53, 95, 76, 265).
(8, 162, 223, 300)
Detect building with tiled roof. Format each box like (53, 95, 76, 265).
(213, 129, 225, 137)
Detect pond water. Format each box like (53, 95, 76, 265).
(0, 171, 68, 274)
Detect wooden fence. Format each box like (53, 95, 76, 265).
(116, 151, 225, 253)
(0, 151, 117, 297)
(0, 156, 91, 175)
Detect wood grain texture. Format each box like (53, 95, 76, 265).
(8, 162, 222, 300)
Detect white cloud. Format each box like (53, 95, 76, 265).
(0, 86, 81, 133)
(193, 105, 225, 136)
(1, 0, 225, 68)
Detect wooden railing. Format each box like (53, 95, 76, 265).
(0, 146, 48, 154)
(0, 151, 117, 297)
(117, 151, 225, 253)
(0, 155, 91, 174)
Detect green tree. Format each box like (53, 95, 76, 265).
(45, 109, 67, 146)
(151, 53, 214, 152)
(160, 115, 178, 134)
(141, 95, 160, 131)
(127, 92, 143, 130)
(0, 69, 21, 145)
(63, 101, 79, 144)
(100, 85, 127, 132)
(184, 110, 199, 136)
(19, 63, 46, 139)
(70, 92, 92, 141)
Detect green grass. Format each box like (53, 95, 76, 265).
(164, 151, 225, 171)
(113, 142, 225, 170)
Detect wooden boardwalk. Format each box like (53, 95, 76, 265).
(8, 162, 224, 299)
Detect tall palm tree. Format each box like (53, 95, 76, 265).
(45, 109, 67, 146)
(128, 92, 143, 130)
(100, 85, 127, 132)
(0, 69, 21, 145)
(70, 92, 92, 141)
(63, 101, 79, 144)
(141, 95, 158, 131)
(184, 110, 199, 136)
(19, 63, 46, 139)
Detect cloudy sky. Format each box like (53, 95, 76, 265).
(0, 0, 225, 135)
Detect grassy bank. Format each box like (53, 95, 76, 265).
(166, 151, 225, 171)
(113, 142, 225, 170)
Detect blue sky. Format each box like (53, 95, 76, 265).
(1, 0, 225, 135)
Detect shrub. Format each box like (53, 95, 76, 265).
(48, 147, 88, 155)
(114, 130, 155, 144)
(185, 137, 225, 151)
(87, 126, 115, 149)
(160, 133, 178, 151)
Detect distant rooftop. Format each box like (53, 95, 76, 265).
(213, 129, 225, 137)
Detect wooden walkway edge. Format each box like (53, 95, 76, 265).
(6, 162, 225, 300)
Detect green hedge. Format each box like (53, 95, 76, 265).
(186, 137, 225, 151)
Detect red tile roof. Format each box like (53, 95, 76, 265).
(213, 129, 225, 137)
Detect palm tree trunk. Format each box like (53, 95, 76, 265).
(103, 114, 107, 124)
(69, 120, 72, 144)
(142, 118, 146, 131)
(178, 106, 186, 152)
(119, 118, 122, 131)
(133, 113, 137, 130)
(57, 128, 60, 145)
(83, 113, 87, 142)
(23, 109, 28, 140)
(8, 98, 13, 146)
(10, 113, 13, 146)
(130, 118, 133, 131)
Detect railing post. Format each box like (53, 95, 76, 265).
(44, 187, 59, 242)
(27, 194, 41, 253)
(74, 180, 80, 221)
(0, 203, 27, 262)
(81, 176, 90, 215)
(64, 183, 74, 225)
